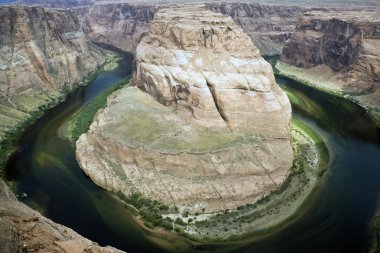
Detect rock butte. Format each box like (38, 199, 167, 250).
(77, 6, 293, 213)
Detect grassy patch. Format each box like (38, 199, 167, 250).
(0, 97, 63, 176)
(181, 119, 329, 242)
(291, 118, 329, 174)
(274, 61, 343, 97)
(100, 87, 264, 154)
(372, 213, 380, 253)
(115, 191, 173, 231)
(69, 76, 131, 144)
(0, 53, 120, 176)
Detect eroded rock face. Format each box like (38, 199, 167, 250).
(0, 6, 104, 113)
(280, 9, 380, 122)
(281, 10, 380, 92)
(133, 6, 291, 137)
(205, 2, 307, 56)
(0, 179, 124, 253)
(77, 6, 293, 213)
(73, 4, 155, 53)
(0, 5, 105, 143)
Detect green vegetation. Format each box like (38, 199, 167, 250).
(180, 119, 329, 242)
(274, 61, 343, 97)
(100, 87, 265, 154)
(80, 54, 121, 87)
(0, 97, 64, 176)
(0, 53, 121, 175)
(115, 191, 173, 231)
(68, 76, 131, 144)
(372, 213, 380, 253)
(291, 118, 329, 174)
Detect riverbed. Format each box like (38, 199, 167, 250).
(4, 55, 380, 253)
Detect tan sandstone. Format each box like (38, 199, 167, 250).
(76, 6, 293, 213)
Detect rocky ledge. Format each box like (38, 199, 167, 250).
(0, 179, 124, 253)
(279, 8, 380, 124)
(77, 6, 293, 214)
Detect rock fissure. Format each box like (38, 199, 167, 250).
(205, 78, 232, 131)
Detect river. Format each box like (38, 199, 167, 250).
(4, 55, 380, 253)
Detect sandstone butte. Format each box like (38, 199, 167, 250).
(76, 6, 293, 213)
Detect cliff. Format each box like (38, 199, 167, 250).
(73, 4, 155, 53)
(77, 6, 292, 214)
(0, 178, 124, 253)
(206, 2, 307, 55)
(0, 6, 105, 141)
(14, 0, 95, 7)
(280, 9, 380, 122)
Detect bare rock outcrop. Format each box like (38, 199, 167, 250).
(206, 2, 307, 56)
(0, 178, 125, 253)
(77, 6, 292, 213)
(0, 6, 104, 104)
(133, 6, 291, 136)
(0, 5, 105, 141)
(73, 4, 155, 53)
(280, 9, 380, 122)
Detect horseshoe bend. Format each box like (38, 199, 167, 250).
(75, 6, 323, 240)
(9, 0, 380, 252)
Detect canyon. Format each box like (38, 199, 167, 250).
(0, 0, 379, 252)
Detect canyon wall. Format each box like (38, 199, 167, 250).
(77, 6, 293, 213)
(73, 4, 155, 53)
(206, 2, 307, 56)
(14, 0, 95, 7)
(0, 6, 105, 140)
(280, 9, 380, 121)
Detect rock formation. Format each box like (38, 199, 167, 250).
(0, 5, 105, 140)
(77, 6, 292, 213)
(73, 4, 155, 53)
(206, 2, 307, 56)
(0, 178, 124, 253)
(280, 9, 380, 122)
(133, 6, 291, 136)
(14, 0, 95, 7)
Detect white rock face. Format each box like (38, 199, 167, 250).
(133, 6, 291, 137)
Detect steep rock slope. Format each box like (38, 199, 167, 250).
(77, 6, 292, 213)
(0, 178, 124, 253)
(14, 0, 95, 7)
(280, 9, 380, 122)
(0, 6, 105, 141)
(73, 4, 155, 53)
(206, 2, 307, 55)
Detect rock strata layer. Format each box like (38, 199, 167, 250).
(206, 2, 307, 56)
(77, 6, 292, 213)
(73, 4, 155, 53)
(0, 178, 124, 253)
(280, 9, 380, 121)
(0, 5, 105, 141)
(133, 6, 292, 136)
